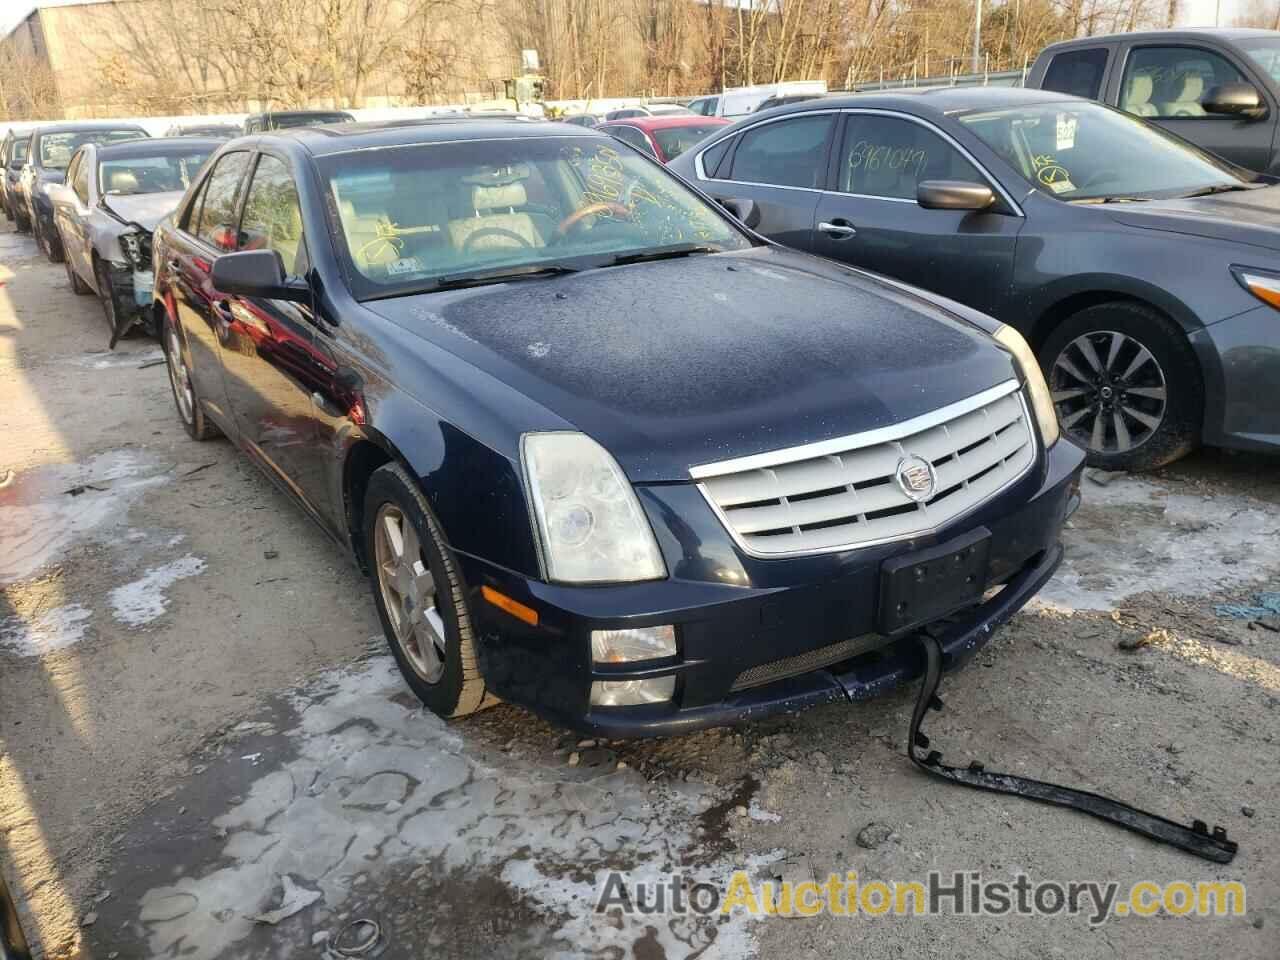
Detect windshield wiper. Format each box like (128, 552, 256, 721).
(1181, 182, 1259, 198)
(1069, 196, 1155, 204)
(607, 243, 720, 267)
(431, 263, 580, 291)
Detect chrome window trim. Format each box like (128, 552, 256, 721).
(693, 107, 1024, 217)
(693, 381, 1038, 560)
(692, 109, 841, 189)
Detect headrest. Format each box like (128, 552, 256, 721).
(1175, 72, 1204, 101)
(472, 182, 526, 210)
(1126, 74, 1154, 103)
(107, 170, 138, 192)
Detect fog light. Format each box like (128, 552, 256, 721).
(591, 625, 676, 664)
(590, 676, 676, 707)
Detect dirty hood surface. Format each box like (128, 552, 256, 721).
(1105, 182, 1280, 253)
(365, 246, 1018, 481)
(102, 190, 185, 232)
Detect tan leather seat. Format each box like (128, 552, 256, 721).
(1157, 72, 1207, 117)
(338, 199, 396, 272)
(447, 183, 542, 254)
(1122, 74, 1159, 117)
(106, 169, 139, 193)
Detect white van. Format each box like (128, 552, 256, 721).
(687, 80, 828, 118)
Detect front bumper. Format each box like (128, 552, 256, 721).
(458, 437, 1084, 738)
(1191, 304, 1280, 452)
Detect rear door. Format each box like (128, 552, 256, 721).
(697, 111, 837, 251)
(216, 150, 332, 521)
(166, 149, 254, 426)
(1115, 42, 1278, 172)
(810, 111, 1024, 319)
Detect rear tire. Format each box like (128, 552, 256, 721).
(363, 462, 492, 720)
(161, 310, 218, 441)
(1038, 302, 1201, 472)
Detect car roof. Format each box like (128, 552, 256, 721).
(1043, 27, 1279, 50)
(248, 110, 354, 119)
(756, 85, 1082, 118)
(600, 115, 731, 131)
(95, 137, 224, 158)
(28, 121, 149, 136)
(256, 117, 601, 157)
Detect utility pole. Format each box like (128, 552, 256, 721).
(972, 0, 982, 75)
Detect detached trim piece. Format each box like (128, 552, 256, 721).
(907, 633, 1239, 864)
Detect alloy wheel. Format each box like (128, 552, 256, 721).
(1050, 330, 1167, 454)
(165, 326, 195, 425)
(374, 503, 446, 684)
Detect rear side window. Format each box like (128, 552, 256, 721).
(1042, 48, 1110, 100)
(726, 115, 834, 188)
(194, 151, 251, 251)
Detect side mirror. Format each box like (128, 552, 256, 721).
(211, 249, 309, 303)
(1203, 82, 1265, 119)
(917, 180, 996, 211)
(718, 196, 762, 229)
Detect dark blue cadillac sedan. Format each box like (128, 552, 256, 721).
(151, 118, 1084, 737)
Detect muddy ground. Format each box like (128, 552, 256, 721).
(1, 220, 1277, 959)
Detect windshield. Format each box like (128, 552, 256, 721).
(39, 130, 145, 170)
(99, 150, 214, 195)
(318, 136, 748, 300)
(652, 124, 726, 159)
(1239, 38, 1280, 85)
(958, 101, 1248, 201)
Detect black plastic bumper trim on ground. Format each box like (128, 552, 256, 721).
(907, 632, 1239, 864)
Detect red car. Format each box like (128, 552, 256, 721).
(595, 115, 731, 163)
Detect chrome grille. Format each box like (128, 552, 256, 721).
(692, 381, 1035, 557)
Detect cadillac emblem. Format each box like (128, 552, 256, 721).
(895, 455, 937, 503)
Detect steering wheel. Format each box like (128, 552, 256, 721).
(462, 227, 534, 253)
(554, 202, 632, 240)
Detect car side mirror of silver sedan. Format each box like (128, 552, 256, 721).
(917, 180, 996, 212)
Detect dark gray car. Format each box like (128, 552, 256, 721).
(1027, 28, 1280, 174)
(669, 86, 1280, 470)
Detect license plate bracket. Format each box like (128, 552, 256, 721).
(877, 527, 991, 636)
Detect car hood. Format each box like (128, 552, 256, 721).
(364, 246, 1019, 482)
(1104, 183, 1280, 253)
(101, 190, 185, 232)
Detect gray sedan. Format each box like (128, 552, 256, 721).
(669, 86, 1280, 470)
(51, 137, 219, 338)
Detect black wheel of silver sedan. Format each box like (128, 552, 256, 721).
(1039, 302, 1201, 471)
(363, 462, 492, 719)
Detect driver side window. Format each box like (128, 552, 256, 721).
(72, 153, 90, 204)
(837, 115, 983, 201)
(239, 154, 308, 277)
(1122, 46, 1246, 119)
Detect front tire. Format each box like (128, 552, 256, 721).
(363, 462, 491, 720)
(34, 215, 63, 263)
(161, 310, 218, 441)
(65, 256, 91, 294)
(1039, 302, 1201, 471)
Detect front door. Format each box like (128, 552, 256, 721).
(810, 112, 1024, 320)
(1118, 43, 1278, 173)
(216, 152, 331, 523)
(167, 150, 254, 426)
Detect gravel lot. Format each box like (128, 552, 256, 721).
(1, 220, 1277, 959)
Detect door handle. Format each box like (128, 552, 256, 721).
(818, 220, 857, 239)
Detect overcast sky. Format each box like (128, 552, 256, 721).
(0, 0, 1255, 45)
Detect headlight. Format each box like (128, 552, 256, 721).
(522, 432, 666, 584)
(993, 324, 1059, 448)
(119, 231, 147, 271)
(1233, 268, 1280, 310)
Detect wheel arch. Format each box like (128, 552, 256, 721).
(1026, 277, 1201, 354)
